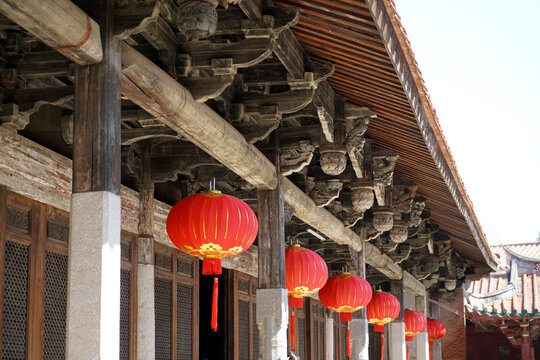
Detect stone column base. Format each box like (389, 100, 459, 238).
(256, 288, 288, 360)
(137, 263, 156, 360)
(349, 317, 369, 360)
(389, 321, 406, 360)
(66, 191, 121, 360)
(325, 317, 334, 360)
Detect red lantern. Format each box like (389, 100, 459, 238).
(427, 318, 446, 360)
(427, 318, 446, 345)
(366, 290, 401, 360)
(404, 309, 427, 342)
(285, 244, 328, 350)
(319, 272, 372, 357)
(404, 309, 427, 360)
(167, 190, 258, 331)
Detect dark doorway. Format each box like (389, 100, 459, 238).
(199, 264, 229, 360)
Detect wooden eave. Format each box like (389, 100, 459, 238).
(273, 0, 497, 268)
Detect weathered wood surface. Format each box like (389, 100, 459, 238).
(137, 141, 154, 265)
(119, 45, 425, 292)
(257, 144, 286, 289)
(121, 43, 278, 190)
(0, 125, 259, 276)
(0, 0, 102, 65)
(72, 0, 121, 194)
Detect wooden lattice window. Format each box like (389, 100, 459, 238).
(229, 271, 258, 360)
(154, 242, 199, 360)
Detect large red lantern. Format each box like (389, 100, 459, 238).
(366, 290, 401, 360)
(285, 244, 328, 350)
(319, 272, 372, 357)
(167, 190, 258, 331)
(404, 309, 427, 360)
(427, 318, 446, 360)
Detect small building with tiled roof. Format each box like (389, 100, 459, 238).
(464, 242, 540, 359)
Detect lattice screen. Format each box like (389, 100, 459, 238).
(155, 278, 172, 359)
(120, 269, 131, 360)
(1, 241, 29, 359)
(177, 283, 192, 360)
(298, 309, 305, 360)
(252, 301, 258, 359)
(239, 299, 250, 359)
(43, 251, 68, 359)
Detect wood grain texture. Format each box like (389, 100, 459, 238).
(0, 186, 6, 356)
(26, 201, 47, 359)
(0, 0, 102, 65)
(257, 175, 286, 289)
(72, 0, 121, 194)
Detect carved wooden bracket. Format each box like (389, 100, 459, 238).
(280, 140, 316, 176)
(372, 149, 399, 206)
(0, 86, 74, 131)
(308, 179, 343, 207)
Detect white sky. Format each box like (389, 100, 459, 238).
(393, 0, 540, 244)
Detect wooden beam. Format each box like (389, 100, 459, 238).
(0, 0, 102, 65)
(119, 45, 425, 293)
(121, 43, 277, 190)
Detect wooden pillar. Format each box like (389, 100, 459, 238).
(389, 280, 406, 360)
(256, 139, 288, 360)
(66, 0, 121, 359)
(415, 295, 429, 360)
(521, 325, 532, 360)
(137, 141, 156, 360)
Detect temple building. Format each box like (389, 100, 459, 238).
(0, 0, 498, 359)
(465, 242, 540, 359)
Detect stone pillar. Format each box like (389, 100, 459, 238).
(136, 141, 155, 360)
(349, 248, 368, 360)
(415, 296, 429, 360)
(389, 280, 406, 360)
(324, 315, 334, 360)
(256, 288, 289, 360)
(350, 317, 369, 360)
(67, 192, 121, 359)
(66, 1, 121, 359)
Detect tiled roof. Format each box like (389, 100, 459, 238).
(465, 272, 539, 318)
(492, 243, 540, 270)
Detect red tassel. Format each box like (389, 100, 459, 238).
(291, 309, 295, 350)
(211, 276, 218, 332)
(429, 346, 432, 360)
(288, 296, 303, 308)
(203, 258, 222, 275)
(380, 334, 384, 360)
(346, 323, 351, 358)
(340, 312, 352, 322)
(406, 344, 409, 360)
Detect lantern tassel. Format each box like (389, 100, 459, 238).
(340, 312, 352, 322)
(203, 258, 222, 275)
(291, 309, 295, 350)
(429, 346, 432, 360)
(374, 324, 385, 332)
(211, 276, 218, 332)
(346, 322, 351, 358)
(406, 344, 409, 360)
(380, 334, 384, 360)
